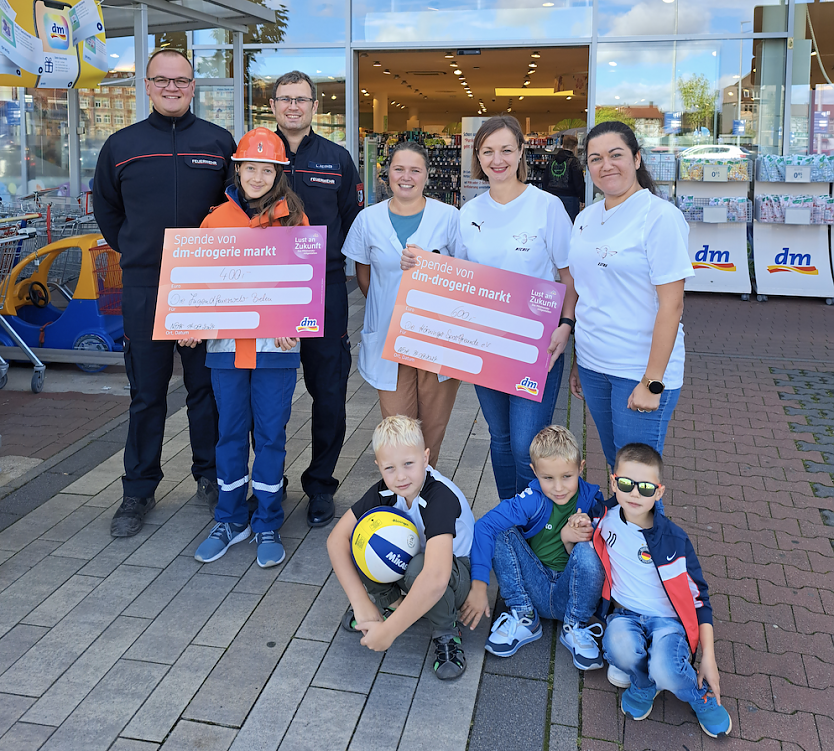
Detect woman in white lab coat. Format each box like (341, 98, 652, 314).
(343, 142, 461, 467)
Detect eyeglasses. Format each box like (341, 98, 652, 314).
(272, 96, 314, 106)
(612, 476, 660, 498)
(147, 76, 193, 89)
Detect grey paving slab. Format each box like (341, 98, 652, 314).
(550, 722, 579, 751)
(0, 472, 81, 520)
(277, 498, 314, 540)
(122, 645, 223, 744)
(228, 638, 328, 751)
(110, 740, 160, 751)
(277, 687, 365, 751)
(295, 572, 349, 643)
(158, 720, 236, 751)
(0, 493, 90, 553)
(122, 556, 200, 620)
(484, 616, 554, 681)
(184, 581, 317, 728)
(0, 550, 11, 565)
(0, 693, 34, 737)
(22, 616, 151, 726)
(0, 513, 16, 534)
(348, 673, 417, 751)
(468, 674, 548, 751)
(379, 618, 432, 679)
(0, 721, 54, 750)
(39, 505, 106, 543)
(232, 536, 301, 596)
(124, 573, 235, 665)
(0, 624, 48, 675)
(0, 540, 61, 590)
(74, 526, 158, 577)
(38, 659, 167, 751)
(277, 524, 336, 586)
(123, 506, 212, 569)
(312, 627, 384, 694)
(192, 592, 262, 649)
(142, 478, 197, 527)
(21, 574, 102, 628)
(550, 641, 580, 728)
(83, 478, 124, 508)
(50, 507, 129, 562)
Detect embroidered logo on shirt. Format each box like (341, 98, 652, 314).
(514, 233, 537, 244)
(596, 246, 617, 259)
(637, 545, 652, 564)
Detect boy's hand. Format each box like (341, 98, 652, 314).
(460, 581, 490, 630)
(274, 337, 299, 351)
(562, 513, 593, 544)
(569, 512, 591, 529)
(697, 654, 722, 705)
(358, 621, 395, 652)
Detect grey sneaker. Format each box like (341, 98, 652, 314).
(110, 496, 155, 537)
(195, 522, 250, 563)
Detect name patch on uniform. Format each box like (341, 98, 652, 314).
(186, 156, 222, 169)
(309, 176, 337, 185)
(309, 161, 340, 171)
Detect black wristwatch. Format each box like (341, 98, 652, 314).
(641, 376, 665, 395)
(559, 317, 576, 333)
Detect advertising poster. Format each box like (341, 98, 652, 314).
(152, 226, 327, 341)
(0, 0, 107, 88)
(460, 116, 489, 206)
(382, 249, 565, 402)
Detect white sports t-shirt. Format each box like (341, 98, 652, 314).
(458, 184, 572, 280)
(568, 189, 693, 389)
(598, 507, 676, 619)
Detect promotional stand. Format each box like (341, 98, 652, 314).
(677, 157, 752, 297)
(752, 156, 834, 304)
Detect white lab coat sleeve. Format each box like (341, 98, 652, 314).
(342, 211, 370, 265)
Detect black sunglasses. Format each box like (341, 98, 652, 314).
(613, 475, 660, 498)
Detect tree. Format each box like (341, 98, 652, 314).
(678, 73, 716, 135)
(594, 106, 636, 129)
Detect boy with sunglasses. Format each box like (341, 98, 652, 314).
(576, 443, 731, 738)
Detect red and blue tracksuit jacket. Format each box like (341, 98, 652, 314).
(588, 497, 713, 654)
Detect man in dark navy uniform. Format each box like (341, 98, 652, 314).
(270, 70, 363, 527)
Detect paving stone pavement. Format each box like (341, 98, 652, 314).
(0, 290, 831, 751)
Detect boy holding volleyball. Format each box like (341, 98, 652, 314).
(460, 425, 607, 669)
(327, 416, 475, 680)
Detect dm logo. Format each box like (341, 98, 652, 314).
(296, 316, 319, 333)
(515, 377, 539, 396)
(692, 244, 736, 272)
(767, 248, 818, 275)
(46, 14, 70, 49)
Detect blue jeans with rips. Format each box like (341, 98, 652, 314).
(492, 527, 604, 625)
(602, 608, 708, 703)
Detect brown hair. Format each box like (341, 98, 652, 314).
(614, 443, 663, 480)
(585, 121, 657, 195)
(235, 165, 306, 227)
(389, 141, 429, 171)
(271, 70, 317, 100)
(471, 115, 528, 183)
(146, 48, 193, 78)
(561, 135, 578, 152)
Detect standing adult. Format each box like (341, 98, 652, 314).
(343, 142, 460, 468)
(94, 49, 235, 536)
(458, 115, 576, 500)
(270, 70, 363, 527)
(543, 134, 585, 223)
(568, 120, 692, 473)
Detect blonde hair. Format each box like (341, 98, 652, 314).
(529, 425, 582, 467)
(372, 415, 425, 453)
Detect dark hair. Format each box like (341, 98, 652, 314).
(585, 120, 657, 195)
(271, 70, 317, 100)
(388, 141, 429, 171)
(561, 134, 578, 152)
(471, 115, 528, 183)
(146, 48, 193, 78)
(614, 443, 663, 480)
(234, 165, 306, 227)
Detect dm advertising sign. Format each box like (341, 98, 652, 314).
(752, 224, 834, 299)
(152, 226, 327, 341)
(0, 0, 107, 88)
(382, 249, 565, 402)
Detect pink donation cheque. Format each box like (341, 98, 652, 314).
(152, 226, 326, 341)
(382, 248, 566, 402)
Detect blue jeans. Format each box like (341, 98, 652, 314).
(492, 527, 604, 625)
(475, 354, 564, 500)
(602, 609, 707, 703)
(212, 367, 295, 534)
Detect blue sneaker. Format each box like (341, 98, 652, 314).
(485, 609, 543, 657)
(195, 522, 250, 563)
(253, 530, 285, 568)
(690, 694, 732, 737)
(621, 684, 658, 721)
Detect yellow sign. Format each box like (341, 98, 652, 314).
(0, 0, 107, 88)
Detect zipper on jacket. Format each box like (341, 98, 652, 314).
(172, 119, 178, 225)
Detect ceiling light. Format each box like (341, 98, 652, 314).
(728, 91, 734, 96)
(811, 50, 817, 56)
(330, 95, 337, 99)
(531, 51, 541, 59)
(468, 93, 473, 97)
(566, 96, 571, 100)
(383, 69, 391, 74)
(523, 80, 531, 86)
(543, 2, 554, 5)
(394, 74, 400, 79)
(363, 92, 370, 96)
(373, 61, 381, 67)
(614, 95, 620, 100)
(454, 69, 462, 75)
(519, 96, 524, 100)
(450, 62, 458, 67)
(662, 0, 675, 3)
(445, 51, 454, 58)
(609, 61, 617, 67)
(529, 62, 537, 68)
(360, 89, 366, 93)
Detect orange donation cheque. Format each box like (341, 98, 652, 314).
(382, 249, 565, 402)
(152, 226, 326, 341)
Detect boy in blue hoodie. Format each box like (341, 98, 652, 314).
(460, 425, 607, 668)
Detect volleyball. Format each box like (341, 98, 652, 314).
(351, 507, 420, 584)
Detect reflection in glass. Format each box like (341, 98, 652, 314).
(29, 90, 69, 193)
(195, 86, 235, 135)
(195, 49, 233, 79)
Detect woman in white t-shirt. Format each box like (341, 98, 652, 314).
(426, 116, 576, 500)
(343, 142, 461, 467)
(568, 121, 693, 476)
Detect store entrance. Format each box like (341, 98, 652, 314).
(357, 46, 589, 207)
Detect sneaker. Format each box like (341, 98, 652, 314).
(340, 606, 396, 634)
(110, 496, 155, 537)
(194, 522, 250, 563)
(621, 684, 658, 721)
(690, 694, 732, 738)
(195, 477, 219, 515)
(607, 663, 631, 688)
(253, 530, 286, 568)
(485, 609, 543, 657)
(432, 626, 466, 680)
(559, 623, 605, 670)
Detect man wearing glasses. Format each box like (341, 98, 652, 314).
(93, 49, 236, 537)
(270, 71, 363, 528)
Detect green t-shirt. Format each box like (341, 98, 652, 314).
(527, 492, 578, 573)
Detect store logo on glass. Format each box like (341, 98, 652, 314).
(515, 377, 539, 396)
(46, 14, 70, 49)
(767, 247, 818, 275)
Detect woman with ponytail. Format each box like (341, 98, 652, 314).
(567, 121, 692, 481)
